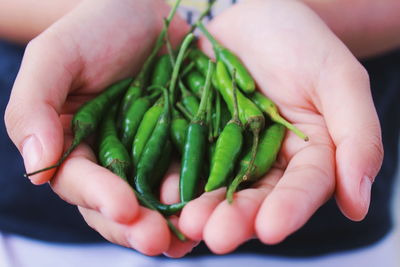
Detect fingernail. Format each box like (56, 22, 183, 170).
(360, 175, 372, 211)
(22, 135, 42, 174)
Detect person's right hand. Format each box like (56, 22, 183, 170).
(4, 0, 196, 257)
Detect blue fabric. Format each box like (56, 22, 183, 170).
(0, 38, 399, 256)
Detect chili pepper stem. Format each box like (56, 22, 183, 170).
(244, 128, 259, 181)
(192, 61, 214, 123)
(168, 33, 195, 104)
(226, 168, 246, 203)
(133, 188, 187, 241)
(271, 112, 309, 141)
(130, 0, 182, 88)
(181, 62, 195, 77)
(196, 22, 222, 52)
(177, 102, 194, 121)
(167, 220, 187, 242)
(188, 0, 216, 33)
(24, 137, 81, 177)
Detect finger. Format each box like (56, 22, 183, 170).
(159, 161, 181, 205)
(4, 35, 76, 184)
(203, 180, 276, 254)
(78, 206, 171, 256)
(255, 141, 335, 244)
(317, 60, 383, 220)
(179, 188, 226, 241)
(163, 216, 199, 258)
(50, 141, 139, 224)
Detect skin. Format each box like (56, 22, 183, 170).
(0, 0, 81, 43)
(303, 0, 400, 58)
(4, 0, 193, 256)
(3, 0, 399, 258)
(178, 0, 386, 254)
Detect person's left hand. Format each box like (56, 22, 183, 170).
(177, 0, 383, 254)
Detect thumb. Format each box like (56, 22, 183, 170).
(5, 35, 77, 185)
(318, 56, 383, 221)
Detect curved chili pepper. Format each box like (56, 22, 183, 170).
(134, 88, 185, 216)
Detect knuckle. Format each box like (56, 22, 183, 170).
(368, 130, 384, 173)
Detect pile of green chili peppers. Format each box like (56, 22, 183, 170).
(25, 0, 308, 241)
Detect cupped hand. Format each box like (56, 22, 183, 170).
(4, 0, 196, 256)
(179, 0, 383, 254)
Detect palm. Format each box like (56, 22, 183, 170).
(179, 0, 379, 254)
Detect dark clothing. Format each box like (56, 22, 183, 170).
(0, 39, 399, 256)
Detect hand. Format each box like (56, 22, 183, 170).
(5, 0, 195, 257)
(178, 0, 383, 254)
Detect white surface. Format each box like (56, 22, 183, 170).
(0, 231, 398, 267)
(392, 139, 400, 266)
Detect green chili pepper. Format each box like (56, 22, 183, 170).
(98, 105, 131, 182)
(131, 99, 163, 166)
(24, 78, 132, 177)
(227, 123, 285, 203)
(179, 82, 200, 117)
(119, 96, 151, 151)
(250, 92, 309, 141)
(205, 70, 243, 191)
(151, 54, 173, 88)
(211, 91, 222, 139)
(180, 60, 214, 202)
(197, 22, 255, 94)
(171, 109, 188, 154)
(134, 88, 185, 216)
(185, 70, 205, 98)
(188, 49, 210, 78)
